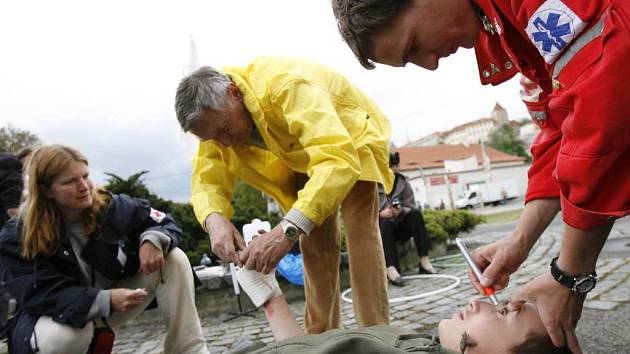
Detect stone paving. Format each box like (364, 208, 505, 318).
(3, 219, 626, 353)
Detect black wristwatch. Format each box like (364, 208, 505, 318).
(550, 257, 597, 295)
(281, 220, 301, 243)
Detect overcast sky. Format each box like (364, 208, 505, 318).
(0, 1, 527, 202)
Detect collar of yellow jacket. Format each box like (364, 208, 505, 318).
(223, 66, 268, 135)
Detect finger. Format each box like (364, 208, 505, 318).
(239, 246, 250, 265)
(257, 229, 266, 235)
(254, 257, 265, 273)
(226, 246, 241, 266)
(493, 274, 510, 291)
(564, 327, 582, 354)
(468, 269, 484, 292)
(509, 285, 533, 306)
(480, 259, 506, 287)
(261, 264, 271, 275)
(509, 300, 525, 312)
(233, 230, 246, 251)
(545, 321, 566, 348)
(245, 251, 257, 270)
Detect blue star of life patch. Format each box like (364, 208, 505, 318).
(526, 0, 586, 64)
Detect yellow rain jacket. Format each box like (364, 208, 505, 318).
(191, 57, 393, 228)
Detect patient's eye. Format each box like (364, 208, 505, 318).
(499, 307, 509, 316)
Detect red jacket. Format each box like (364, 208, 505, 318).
(472, 0, 629, 229)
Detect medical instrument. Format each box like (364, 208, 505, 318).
(455, 237, 499, 305)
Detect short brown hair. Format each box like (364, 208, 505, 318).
(510, 332, 572, 354)
(331, 0, 407, 69)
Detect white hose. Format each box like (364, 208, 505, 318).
(341, 274, 461, 304)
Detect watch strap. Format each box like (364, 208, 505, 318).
(549, 257, 597, 293)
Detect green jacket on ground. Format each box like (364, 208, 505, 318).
(228, 325, 458, 354)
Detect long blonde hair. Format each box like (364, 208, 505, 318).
(20, 145, 111, 260)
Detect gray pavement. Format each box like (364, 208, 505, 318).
(5, 217, 628, 353)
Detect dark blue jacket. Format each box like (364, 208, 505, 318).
(0, 192, 182, 354)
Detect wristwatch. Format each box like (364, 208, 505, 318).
(550, 257, 598, 295)
(281, 220, 301, 243)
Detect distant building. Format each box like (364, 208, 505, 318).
(394, 144, 529, 209)
(407, 103, 511, 147)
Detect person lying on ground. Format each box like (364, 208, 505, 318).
(228, 266, 571, 354)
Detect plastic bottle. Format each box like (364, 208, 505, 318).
(242, 218, 271, 245)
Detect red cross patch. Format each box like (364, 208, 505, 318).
(149, 208, 166, 223)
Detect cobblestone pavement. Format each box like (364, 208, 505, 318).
(5, 219, 626, 353)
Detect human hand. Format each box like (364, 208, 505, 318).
(111, 288, 148, 313)
(510, 273, 584, 353)
(239, 224, 294, 274)
(205, 213, 246, 266)
(470, 236, 529, 291)
(379, 206, 397, 219)
(138, 242, 165, 275)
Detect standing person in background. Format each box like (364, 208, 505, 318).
(0, 145, 208, 354)
(174, 56, 394, 333)
(379, 152, 436, 287)
(332, 1, 629, 351)
(0, 148, 31, 339)
(0, 152, 23, 229)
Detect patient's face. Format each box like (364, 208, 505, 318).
(438, 300, 546, 353)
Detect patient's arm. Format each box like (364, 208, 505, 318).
(262, 295, 304, 341)
(236, 267, 304, 341)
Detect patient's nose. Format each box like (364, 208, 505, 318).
(468, 300, 479, 313)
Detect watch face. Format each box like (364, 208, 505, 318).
(285, 225, 299, 241)
(575, 278, 596, 294)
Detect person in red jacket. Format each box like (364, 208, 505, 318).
(332, 0, 629, 352)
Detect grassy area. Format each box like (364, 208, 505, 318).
(482, 209, 523, 224)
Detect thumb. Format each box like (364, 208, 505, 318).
(480, 260, 505, 287)
(131, 288, 148, 299)
(239, 246, 250, 265)
(509, 286, 532, 311)
(234, 232, 247, 251)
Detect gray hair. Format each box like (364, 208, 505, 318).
(330, 0, 405, 69)
(174, 66, 233, 131)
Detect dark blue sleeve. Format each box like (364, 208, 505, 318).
(114, 194, 183, 251)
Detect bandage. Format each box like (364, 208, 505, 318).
(235, 268, 282, 307)
(236, 219, 281, 307)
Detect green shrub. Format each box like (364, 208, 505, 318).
(423, 209, 484, 241)
(424, 220, 449, 242)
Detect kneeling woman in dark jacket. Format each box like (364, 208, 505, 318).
(0, 145, 209, 354)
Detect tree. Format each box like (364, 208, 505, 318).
(230, 180, 282, 233)
(0, 125, 41, 154)
(488, 122, 531, 162)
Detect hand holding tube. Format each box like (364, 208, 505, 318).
(455, 238, 499, 305)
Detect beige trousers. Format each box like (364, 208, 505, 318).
(31, 248, 209, 354)
(300, 180, 390, 333)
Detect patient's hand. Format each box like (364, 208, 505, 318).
(111, 288, 148, 313)
(139, 242, 165, 275)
